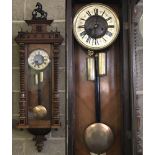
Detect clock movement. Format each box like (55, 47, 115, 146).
(15, 3, 63, 152)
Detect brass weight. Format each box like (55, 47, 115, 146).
(40, 71, 44, 82)
(35, 74, 39, 85)
(87, 57, 95, 80)
(87, 52, 106, 81)
(98, 53, 106, 76)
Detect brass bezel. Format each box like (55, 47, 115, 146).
(73, 3, 120, 50)
(28, 49, 50, 71)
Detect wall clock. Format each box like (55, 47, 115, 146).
(15, 3, 63, 152)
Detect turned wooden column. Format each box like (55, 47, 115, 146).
(18, 43, 28, 127)
(51, 43, 61, 127)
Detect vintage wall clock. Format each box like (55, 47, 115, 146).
(66, 0, 135, 155)
(72, 3, 120, 155)
(15, 2, 63, 152)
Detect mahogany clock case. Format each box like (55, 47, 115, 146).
(15, 20, 63, 129)
(66, 0, 137, 155)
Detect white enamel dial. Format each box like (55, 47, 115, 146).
(28, 49, 50, 71)
(73, 3, 120, 50)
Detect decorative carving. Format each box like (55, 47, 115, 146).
(36, 25, 42, 32)
(133, 1, 143, 154)
(33, 135, 47, 152)
(32, 2, 47, 20)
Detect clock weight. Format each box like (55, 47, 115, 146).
(35, 74, 39, 85)
(87, 50, 95, 81)
(34, 71, 44, 85)
(87, 50, 106, 81)
(40, 71, 44, 82)
(98, 52, 106, 76)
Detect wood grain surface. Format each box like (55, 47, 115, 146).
(74, 39, 122, 155)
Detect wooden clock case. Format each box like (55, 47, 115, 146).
(66, 0, 138, 155)
(15, 5, 63, 152)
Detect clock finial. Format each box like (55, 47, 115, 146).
(32, 2, 48, 20)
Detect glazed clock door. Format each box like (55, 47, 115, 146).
(27, 44, 52, 126)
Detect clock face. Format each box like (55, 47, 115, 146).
(28, 49, 50, 70)
(73, 3, 120, 50)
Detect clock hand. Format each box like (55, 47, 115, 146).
(93, 16, 99, 38)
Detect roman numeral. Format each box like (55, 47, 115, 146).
(106, 17, 112, 21)
(86, 36, 91, 43)
(101, 11, 105, 16)
(80, 18, 86, 21)
(102, 37, 107, 42)
(80, 31, 86, 38)
(106, 31, 113, 37)
(108, 25, 115, 28)
(94, 8, 98, 15)
(95, 39, 99, 45)
(78, 25, 85, 28)
(86, 11, 91, 16)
